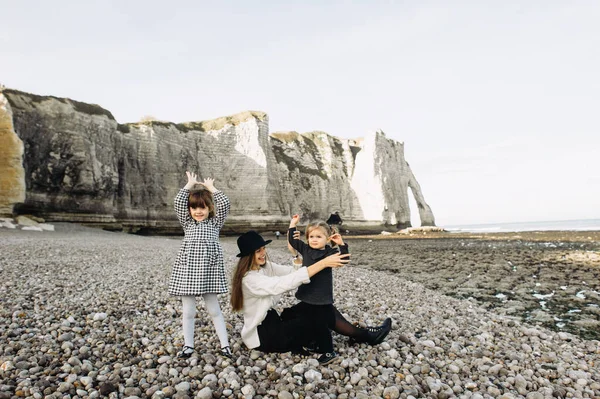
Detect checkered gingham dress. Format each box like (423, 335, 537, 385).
(168, 188, 230, 296)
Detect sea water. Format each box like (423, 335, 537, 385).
(444, 218, 600, 233)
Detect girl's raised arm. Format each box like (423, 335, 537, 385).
(210, 179, 230, 229)
(174, 172, 197, 226)
(288, 214, 307, 253)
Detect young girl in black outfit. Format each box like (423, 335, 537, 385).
(288, 214, 392, 364)
(286, 215, 351, 364)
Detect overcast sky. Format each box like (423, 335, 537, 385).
(2, 0, 598, 226)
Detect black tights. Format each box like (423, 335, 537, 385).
(282, 303, 370, 345)
(332, 307, 369, 341)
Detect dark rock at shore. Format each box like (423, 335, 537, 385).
(347, 231, 600, 340)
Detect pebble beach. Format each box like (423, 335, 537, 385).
(1, 224, 599, 399)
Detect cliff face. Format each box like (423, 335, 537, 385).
(270, 130, 435, 229)
(350, 130, 435, 227)
(0, 88, 435, 233)
(269, 131, 363, 221)
(0, 94, 25, 215)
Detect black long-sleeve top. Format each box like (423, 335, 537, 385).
(288, 227, 349, 305)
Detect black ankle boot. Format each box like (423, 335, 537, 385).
(366, 317, 392, 345)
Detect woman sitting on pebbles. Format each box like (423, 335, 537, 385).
(231, 230, 393, 365)
(230, 231, 349, 365)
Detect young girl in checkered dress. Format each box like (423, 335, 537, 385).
(168, 171, 232, 358)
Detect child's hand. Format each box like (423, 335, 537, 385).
(184, 171, 201, 189)
(330, 233, 344, 246)
(293, 230, 301, 240)
(323, 252, 350, 268)
(186, 171, 199, 185)
(201, 177, 216, 192)
(289, 214, 300, 228)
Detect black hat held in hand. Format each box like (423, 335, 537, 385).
(236, 231, 272, 257)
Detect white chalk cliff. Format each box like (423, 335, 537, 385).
(0, 88, 435, 233)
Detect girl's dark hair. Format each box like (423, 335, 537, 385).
(188, 189, 215, 218)
(231, 250, 270, 312)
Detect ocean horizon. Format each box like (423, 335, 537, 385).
(443, 218, 600, 233)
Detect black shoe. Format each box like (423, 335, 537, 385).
(317, 351, 338, 366)
(291, 347, 311, 356)
(303, 340, 319, 353)
(220, 346, 234, 359)
(348, 318, 392, 345)
(381, 317, 392, 330)
(177, 346, 194, 359)
(367, 317, 392, 345)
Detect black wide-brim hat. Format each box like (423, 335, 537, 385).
(236, 230, 272, 257)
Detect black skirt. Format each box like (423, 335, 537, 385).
(257, 302, 335, 353)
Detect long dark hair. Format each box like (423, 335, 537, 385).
(231, 250, 271, 311)
(231, 255, 254, 312)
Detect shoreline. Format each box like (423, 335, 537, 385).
(347, 229, 600, 243)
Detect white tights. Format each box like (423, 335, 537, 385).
(181, 294, 229, 349)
